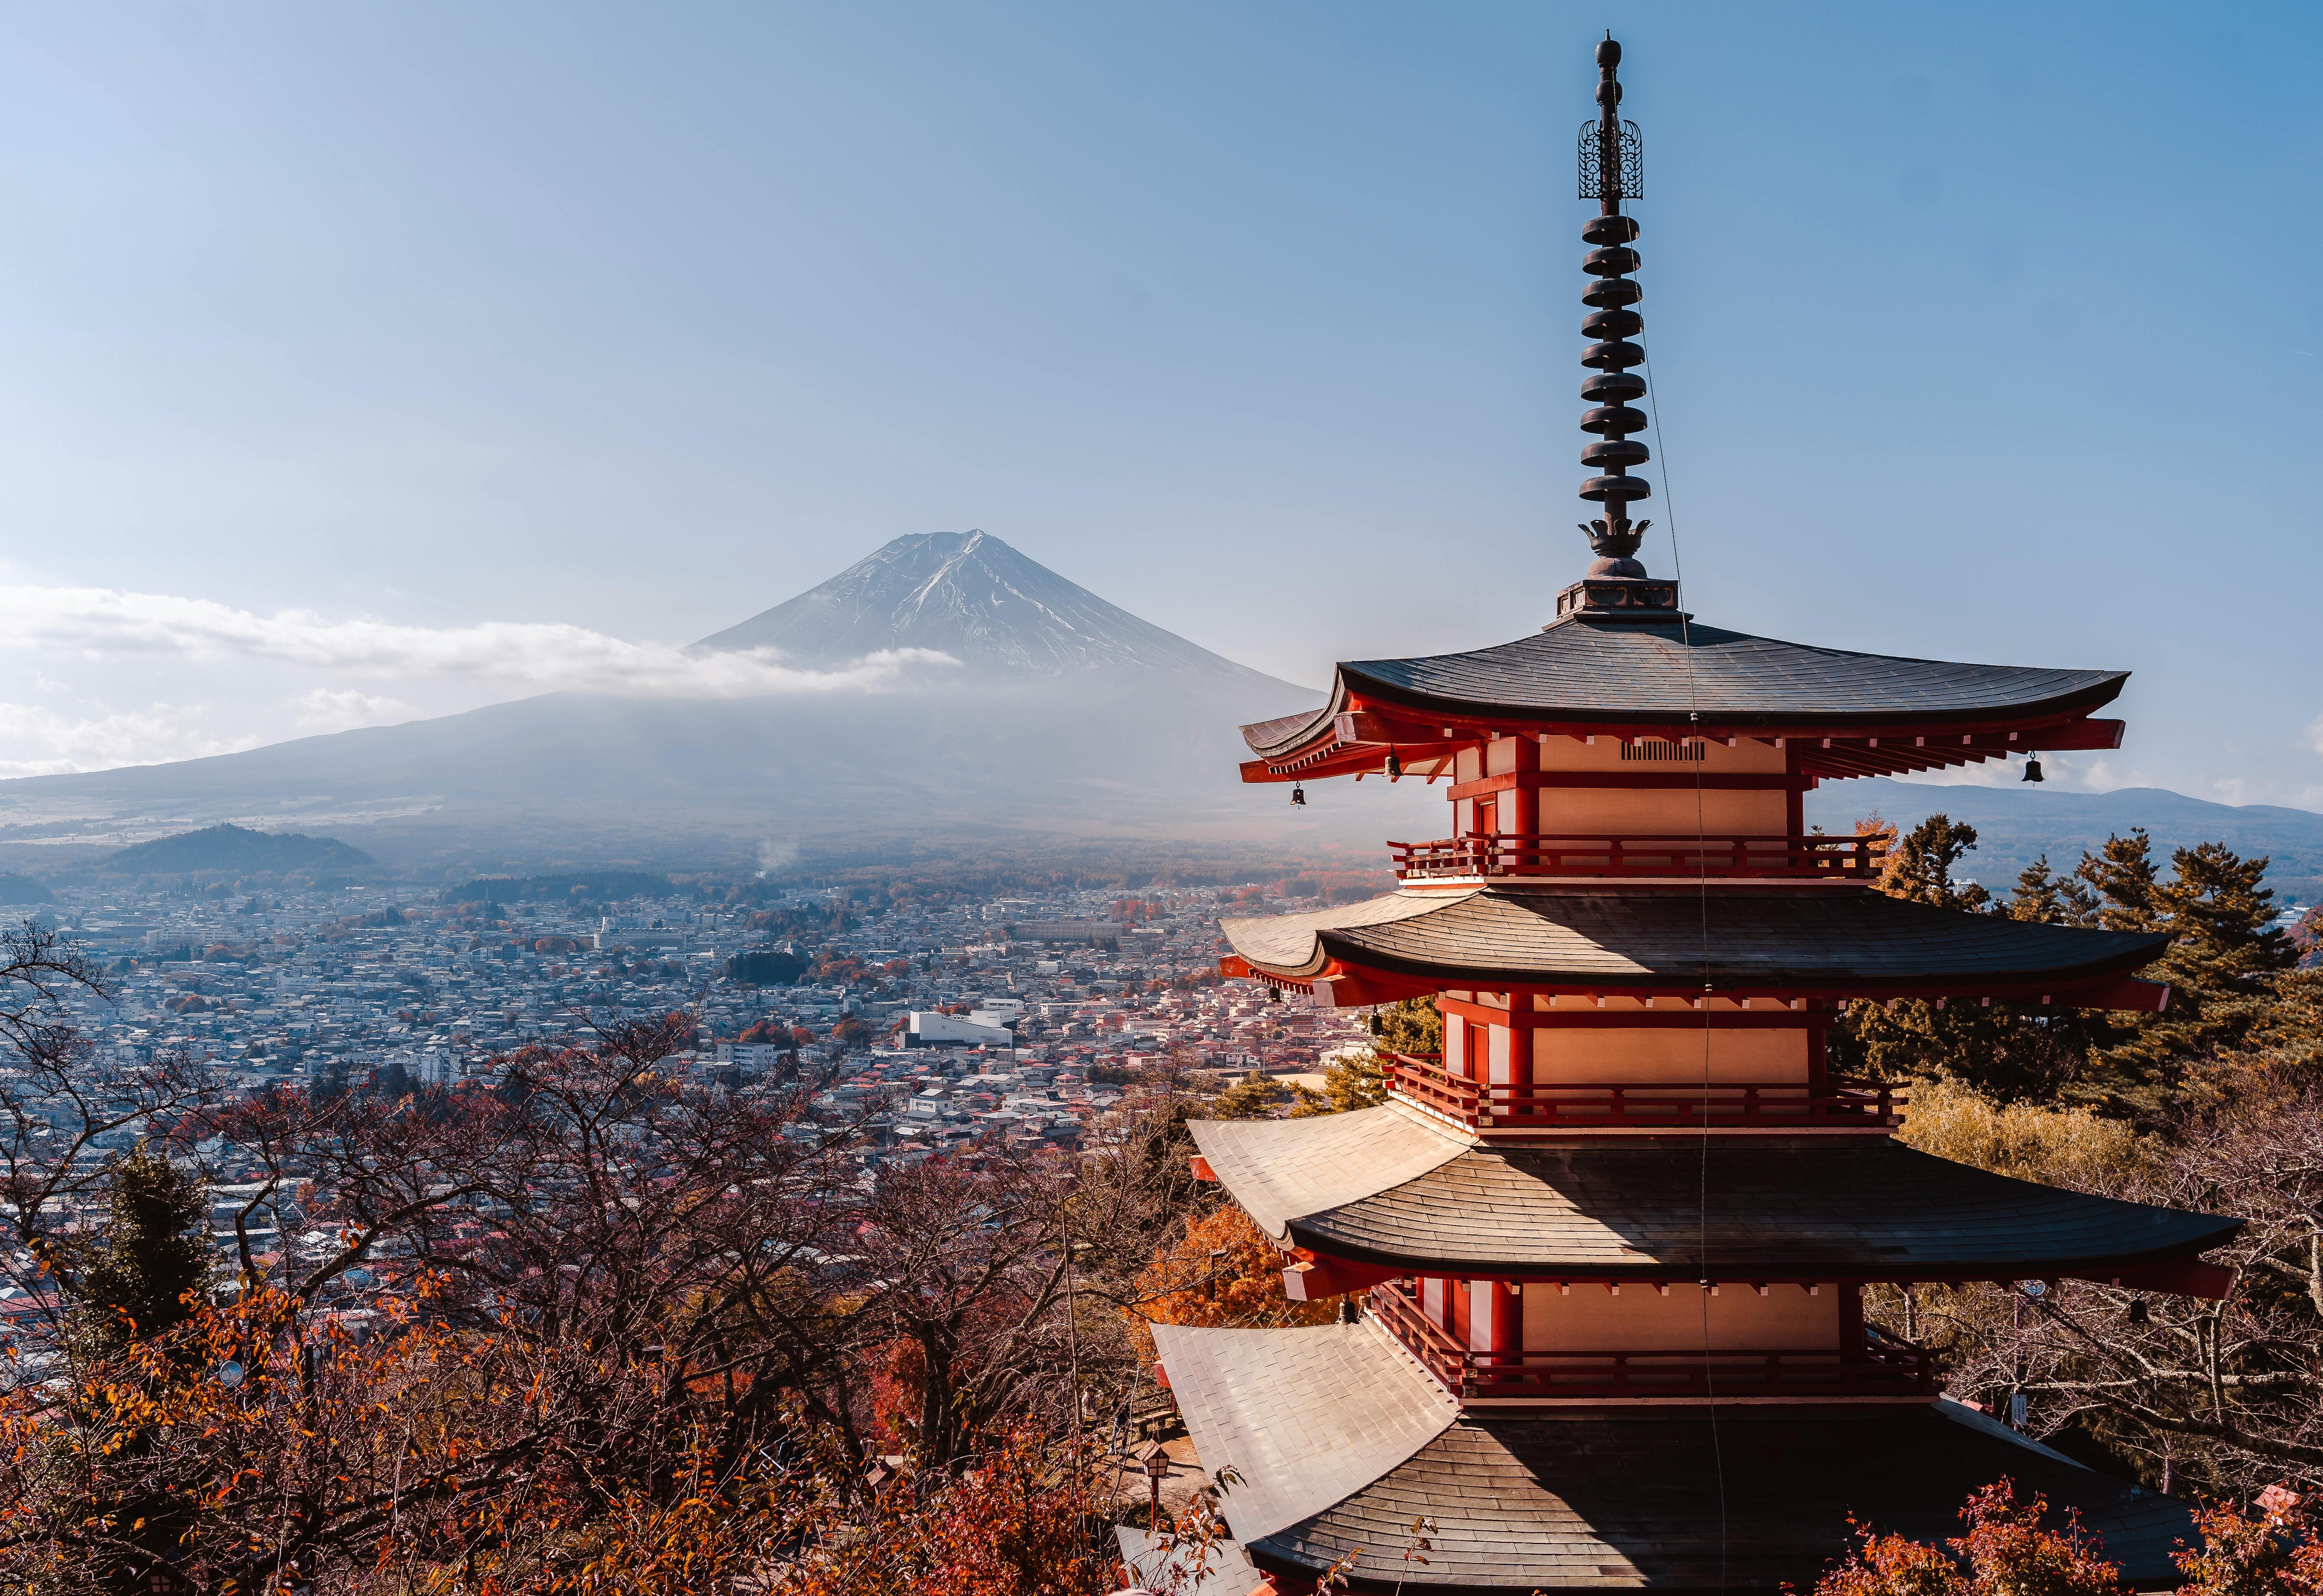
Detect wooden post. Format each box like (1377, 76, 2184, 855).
(1490, 1279, 1523, 1389)
(1509, 737, 1540, 865)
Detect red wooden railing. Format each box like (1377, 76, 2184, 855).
(1382, 1052, 1904, 1130)
(1365, 1281, 1936, 1400)
(1386, 832, 1885, 881)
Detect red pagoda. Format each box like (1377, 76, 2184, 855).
(1150, 38, 2240, 1593)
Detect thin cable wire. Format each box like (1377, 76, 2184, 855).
(1639, 313, 1728, 1596)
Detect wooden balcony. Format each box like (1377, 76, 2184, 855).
(1387, 832, 1885, 882)
(1366, 1281, 1936, 1402)
(1384, 1052, 1905, 1131)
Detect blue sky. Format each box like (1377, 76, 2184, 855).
(0, 2, 2316, 804)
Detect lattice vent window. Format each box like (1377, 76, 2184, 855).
(1620, 739, 1707, 762)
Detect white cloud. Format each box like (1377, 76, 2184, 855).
(286, 688, 421, 732)
(0, 700, 256, 778)
(0, 583, 958, 698)
(2306, 714, 2323, 757)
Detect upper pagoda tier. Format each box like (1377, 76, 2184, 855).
(1240, 611, 2130, 786)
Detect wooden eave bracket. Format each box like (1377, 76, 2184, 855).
(1282, 1254, 1404, 1301)
(1248, 706, 2123, 785)
(1270, 967, 2170, 1011)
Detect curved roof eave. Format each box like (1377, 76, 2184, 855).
(1220, 887, 2173, 994)
(1338, 664, 2129, 733)
(1186, 1120, 2242, 1279)
(1241, 619, 2131, 760)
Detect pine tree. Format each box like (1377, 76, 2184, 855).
(59, 1149, 220, 1593)
(2007, 855, 2098, 926)
(2076, 830, 2163, 933)
(1208, 1071, 1290, 1119)
(1367, 994, 1442, 1057)
(2093, 839, 2300, 1094)
(1876, 813, 1991, 911)
(1288, 996, 1434, 1116)
(68, 1144, 217, 1358)
(1291, 1049, 1388, 1115)
(1838, 818, 2092, 1102)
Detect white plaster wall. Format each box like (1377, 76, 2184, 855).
(1520, 1283, 1840, 1352)
(1470, 1281, 1498, 1352)
(1530, 1026, 1809, 1084)
(1534, 787, 1789, 836)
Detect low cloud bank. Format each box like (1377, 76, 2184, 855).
(0, 583, 963, 778)
(0, 584, 959, 698)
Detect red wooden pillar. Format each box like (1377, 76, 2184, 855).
(1489, 1279, 1522, 1354)
(1504, 1003, 1539, 1119)
(1510, 737, 1541, 867)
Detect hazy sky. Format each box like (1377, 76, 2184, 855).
(0, 3, 2317, 804)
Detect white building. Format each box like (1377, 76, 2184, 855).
(901, 1011, 1015, 1050)
(714, 1041, 791, 1070)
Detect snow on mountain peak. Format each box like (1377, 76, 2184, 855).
(696, 530, 1295, 688)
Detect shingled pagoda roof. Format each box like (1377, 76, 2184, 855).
(1154, 1321, 2195, 1589)
(1187, 1106, 2242, 1281)
(1244, 615, 2127, 755)
(1221, 886, 2170, 999)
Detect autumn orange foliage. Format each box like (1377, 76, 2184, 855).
(1811, 1480, 2128, 1596)
(0, 1277, 1113, 1594)
(1135, 1205, 1343, 1333)
(2174, 1485, 2323, 1596)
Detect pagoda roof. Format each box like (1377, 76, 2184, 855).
(1154, 1321, 2194, 1589)
(1188, 1105, 2241, 1280)
(1249, 614, 2127, 748)
(1239, 614, 2130, 781)
(1221, 885, 2170, 1001)
(1149, 1321, 1459, 1545)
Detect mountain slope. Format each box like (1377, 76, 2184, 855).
(698, 529, 1292, 686)
(0, 532, 1354, 871)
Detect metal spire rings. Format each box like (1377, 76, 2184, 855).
(1577, 36, 1651, 571)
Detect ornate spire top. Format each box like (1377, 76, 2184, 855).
(1555, 34, 1677, 624)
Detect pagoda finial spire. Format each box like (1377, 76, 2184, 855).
(1576, 33, 1652, 577)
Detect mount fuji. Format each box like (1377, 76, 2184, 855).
(697, 529, 1281, 684)
(0, 533, 1365, 873)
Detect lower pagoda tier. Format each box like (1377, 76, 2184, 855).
(1153, 1321, 2197, 1592)
(1190, 1105, 2241, 1289)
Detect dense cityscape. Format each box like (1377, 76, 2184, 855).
(0, 864, 1373, 1375)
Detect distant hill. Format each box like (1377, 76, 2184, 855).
(0, 873, 55, 904)
(1807, 781, 2323, 905)
(96, 823, 375, 878)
